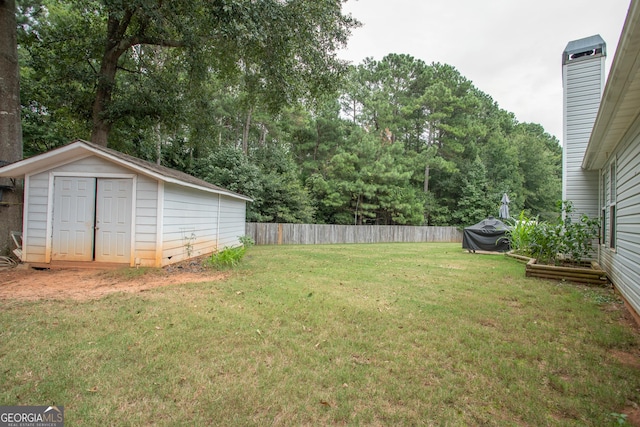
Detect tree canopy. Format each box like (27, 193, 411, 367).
(16, 3, 562, 227)
(18, 0, 357, 146)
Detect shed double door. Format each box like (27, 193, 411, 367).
(52, 177, 132, 263)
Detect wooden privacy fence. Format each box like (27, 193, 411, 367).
(245, 223, 462, 245)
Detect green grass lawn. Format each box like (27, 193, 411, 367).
(1, 243, 639, 426)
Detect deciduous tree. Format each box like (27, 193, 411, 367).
(21, 0, 357, 147)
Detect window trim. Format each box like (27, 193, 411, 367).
(609, 159, 617, 250)
(601, 170, 607, 246)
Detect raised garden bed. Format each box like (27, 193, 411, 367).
(524, 258, 608, 285)
(505, 252, 609, 285)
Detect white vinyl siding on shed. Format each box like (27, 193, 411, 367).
(50, 156, 132, 175)
(160, 183, 245, 265)
(218, 194, 247, 248)
(161, 183, 218, 263)
(599, 124, 640, 314)
(133, 175, 159, 267)
(22, 172, 50, 262)
(563, 56, 605, 219)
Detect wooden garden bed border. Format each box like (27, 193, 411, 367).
(505, 252, 609, 285)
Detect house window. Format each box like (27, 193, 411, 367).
(601, 170, 607, 245)
(601, 207, 606, 245)
(610, 205, 616, 249)
(609, 160, 617, 249)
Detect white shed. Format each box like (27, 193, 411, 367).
(0, 140, 252, 268)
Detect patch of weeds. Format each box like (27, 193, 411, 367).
(206, 236, 253, 269)
(583, 288, 621, 305)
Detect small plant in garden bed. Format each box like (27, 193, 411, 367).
(206, 235, 254, 269)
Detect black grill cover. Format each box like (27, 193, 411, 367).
(462, 217, 510, 252)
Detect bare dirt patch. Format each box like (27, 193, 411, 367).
(604, 302, 640, 427)
(0, 259, 228, 301)
(625, 407, 640, 427)
(610, 345, 640, 426)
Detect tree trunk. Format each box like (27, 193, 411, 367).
(352, 99, 357, 123)
(354, 194, 360, 225)
(89, 9, 183, 147)
(258, 123, 267, 146)
(242, 106, 253, 154)
(314, 122, 321, 161)
(155, 124, 162, 165)
(90, 11, 134, 147)
(0, 0, 24, 256)
(424, 164, 430, 193)
(91, 52, 119, 147)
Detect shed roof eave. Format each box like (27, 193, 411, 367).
(0, 142, 85, 177)
(159, 178, 254, 202)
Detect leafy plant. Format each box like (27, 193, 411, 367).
(504, 211, 538, 256)
(206, 236, 253, 269)
(530, 220, 565, 265)
(207, 246, 246, 269)
(238, 235, 255, 248)
(561, 202, 600, 264)
(506, 202, 599, 265)
(528, 201, 599, 265)
(610, 412, 629, 426)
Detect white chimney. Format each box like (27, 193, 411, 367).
(562, 35, 606, 219)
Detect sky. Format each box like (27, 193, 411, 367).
(338, 0, 631, 143)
